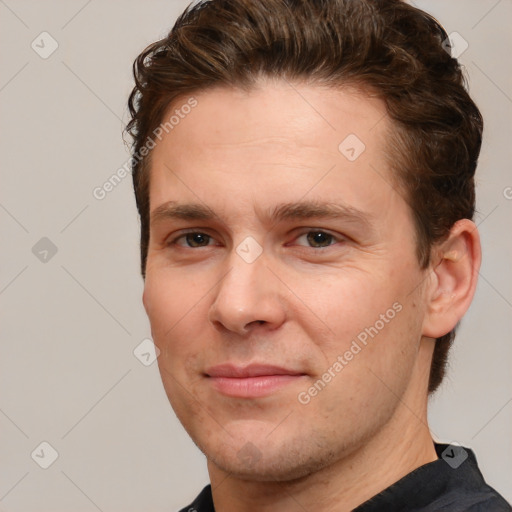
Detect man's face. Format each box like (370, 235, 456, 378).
(143, 80, 432, 480)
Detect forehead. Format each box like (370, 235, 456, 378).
(158, 80, 388, 153)
(147, 80, 401, 221)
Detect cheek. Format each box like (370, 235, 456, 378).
(306, 301, 421, 418)
(292, 261, 424, 379)
(290, 268, 402, 342)
(144, 272, 209, 409)
(143, 271, 206, 356)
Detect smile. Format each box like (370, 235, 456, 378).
(205, 364, 307, 398)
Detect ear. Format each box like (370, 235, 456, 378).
(422, 219, 481, 338)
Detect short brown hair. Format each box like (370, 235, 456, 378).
(126, 0, 483, 393)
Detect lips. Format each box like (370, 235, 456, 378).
(205, 364, 307, 398)
(205, 363, 304, 378)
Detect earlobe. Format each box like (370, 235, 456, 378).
(422, 219, 481, 339)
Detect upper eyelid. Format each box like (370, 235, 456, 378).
(291, 230, 344, 247)
(293, 228, 343, 239)
(169, 229, 218, 246)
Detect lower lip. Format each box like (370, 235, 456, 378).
(207, 375, 305, 398)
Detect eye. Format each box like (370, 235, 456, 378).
(294, 230, 341, 248)
(170, 231, 215, 248)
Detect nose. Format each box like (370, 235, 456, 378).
(208, 247, 286, 336)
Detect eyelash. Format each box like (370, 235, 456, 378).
(167, 229, 344, 250)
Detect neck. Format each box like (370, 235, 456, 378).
(209, 341, 438, 512)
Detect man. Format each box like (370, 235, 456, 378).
(125, 0, 511, 510)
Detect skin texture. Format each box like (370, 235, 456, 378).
(142, 79, 481, 511)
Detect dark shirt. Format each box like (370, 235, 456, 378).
(178, 443, 511, 511)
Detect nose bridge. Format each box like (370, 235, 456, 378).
(208, 239, 285, 334)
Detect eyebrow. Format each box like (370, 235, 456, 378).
(269, 201, 373, 228)
(151, 201, 218, 224)
(150, 200, 374, 231)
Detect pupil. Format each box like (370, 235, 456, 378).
(308, 231, 331, 247)
(187, 233, 208, 247)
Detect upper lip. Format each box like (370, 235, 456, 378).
(205, 364, 305, 378)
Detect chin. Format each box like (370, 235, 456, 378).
(204, 437, 343, 483)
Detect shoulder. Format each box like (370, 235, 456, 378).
(437, 492, 512, 512)
(429, 444, 512, 512)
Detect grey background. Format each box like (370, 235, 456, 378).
(0, 0, 510, 510)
